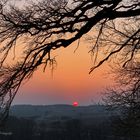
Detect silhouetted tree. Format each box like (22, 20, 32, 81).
(0, 0, 139, 122)
(104, 62, 140, 139)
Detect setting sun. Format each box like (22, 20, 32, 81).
(73, 102, 78, 107)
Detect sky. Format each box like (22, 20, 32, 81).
(7, 0, 114, 106)
(12, 41, 112, 106)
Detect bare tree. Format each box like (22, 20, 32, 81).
(103, 62, 140, 139)
(104, 61, 140, 108)
(0, 0, 139, 122)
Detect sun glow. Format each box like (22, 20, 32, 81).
(73, 101, 78, 107)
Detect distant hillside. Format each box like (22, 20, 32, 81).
(2, 105, 120, 140)
(10, 104, 114, 123)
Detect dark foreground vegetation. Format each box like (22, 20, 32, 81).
(0, 105, 140, 140)
(1, 117, 140, 140)
(0, 116, 111, 140)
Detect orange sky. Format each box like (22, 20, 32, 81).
(12, 41, 112, 105)
(1, 0, 114, 106)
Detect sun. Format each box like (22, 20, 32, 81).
(73, 101, 78, 107)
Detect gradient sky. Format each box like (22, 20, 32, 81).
(12, 40, 112, 106)
(9, 0, 113, 106)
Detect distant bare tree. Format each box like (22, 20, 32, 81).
(0, 0, 139, 123)
(103, 62, 140, 139)
(104, 61, 140, 108)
